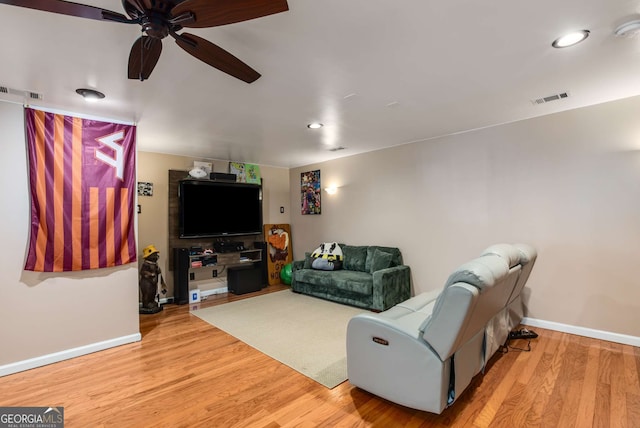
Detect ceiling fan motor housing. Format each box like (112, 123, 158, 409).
(141, 12, 171, 39)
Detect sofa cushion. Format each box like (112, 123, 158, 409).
(331, 271, 373, 295)
(294, 269, 372, 295)
(369, 249, 393, 273)
(342, 245, 368, 272)
(365, 246, 402, 272)
(295, 269, 333, 288)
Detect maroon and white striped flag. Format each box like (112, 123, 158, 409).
(24, 108, 137, 272)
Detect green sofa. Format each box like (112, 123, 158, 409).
(291, 245, 411, 311)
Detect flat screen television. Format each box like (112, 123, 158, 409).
(179, 180, 263, 238)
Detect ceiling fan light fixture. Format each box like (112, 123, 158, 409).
(307, 123, 323, 129)
(76, 88, 105, 102)
(552, 30, 590, 48)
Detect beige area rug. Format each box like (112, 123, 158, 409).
(191, 290, 367, 389)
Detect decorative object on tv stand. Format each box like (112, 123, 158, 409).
(301, 170, 321, 215)
(229, 162, 262, 184)
(139, 244, 167, 314)
(188, 166, 208, 178)
(264, 224, 293, 285)
(193, 161, 212, 174)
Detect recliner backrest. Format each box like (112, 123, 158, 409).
(481, 243, 537, 307)
(481, 243, 523, 307)
(510, 243, 537, 305)
(420, 255, 513, 361)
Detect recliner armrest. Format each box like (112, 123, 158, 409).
(346, 312, 449, 413)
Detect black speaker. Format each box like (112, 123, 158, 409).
(228, 265, 262, 295)
(173, 247, 190, 305)
(209, 172, 236, 181)
(254, 241, 268, 286)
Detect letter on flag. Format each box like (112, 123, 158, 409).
(24, 108, 137, 272)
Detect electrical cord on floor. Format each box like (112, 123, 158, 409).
(507, 340, 532, 352)
(498, 339, 532, 353)
(498, 328, 538, 353)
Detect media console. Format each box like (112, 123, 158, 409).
(173, 245, 264, 304)
(167, 169, 267, 303)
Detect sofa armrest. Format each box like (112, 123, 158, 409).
(371, 265, 411, 311)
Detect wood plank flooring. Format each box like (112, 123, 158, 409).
(1, 285, 639, 427)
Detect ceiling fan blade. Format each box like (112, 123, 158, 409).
(128, 36, 162, 81)
(0, 0, 128, 22)
(174, 33, 260, 83)
(171, 0, 288, 28)
(123, 0, 146, 15)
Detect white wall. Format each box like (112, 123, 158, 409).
(290, 95, 640, 338)
(0, 101, 140, 373)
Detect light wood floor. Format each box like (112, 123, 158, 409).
(1, 285, 639, 427)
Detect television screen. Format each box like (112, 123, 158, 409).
(179, 180, 263, 238)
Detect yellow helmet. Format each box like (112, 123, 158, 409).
(143, 244, 159, 259)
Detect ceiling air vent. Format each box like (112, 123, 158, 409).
(0, 85, 22, 96)
(28, 91, 43, 100)
(531, 92, 569, 105)
(0, 85, 43, 100)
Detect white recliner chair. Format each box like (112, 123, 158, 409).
(481, 243, 538, 356)
(346, 243, 537, 414)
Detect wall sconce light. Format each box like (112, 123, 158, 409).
(324, 186, 338, 195)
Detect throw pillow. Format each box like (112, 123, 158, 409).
(342, 245, 368, 272)
(311, 257, 343, 271)
(310, 242, 343, 271)
(303, 252, 313, 269)
(311, 242, 343, 262)
(369, 249, 393, 274)
(365, 246, 399, 272)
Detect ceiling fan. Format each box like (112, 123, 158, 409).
(0, 0, 289, 83)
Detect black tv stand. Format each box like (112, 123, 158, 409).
(173, 246, 263, 304)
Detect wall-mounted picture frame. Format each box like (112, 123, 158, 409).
(229, 162, 245, 181)
(244, 164, 261, 184)
(301, 170, 321, 215)
(137, 182, 153, 196)
(230, 162, 262, 184)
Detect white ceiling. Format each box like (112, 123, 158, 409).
(1, 0, 639, 168)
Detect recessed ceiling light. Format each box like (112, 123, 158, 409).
(552, 30, 590, 48)
(307, 123, 323, 129)
(76, 88, 105, 102)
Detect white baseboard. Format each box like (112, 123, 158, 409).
(0, 333, 141, 377)
(522, 317, 640, 347)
